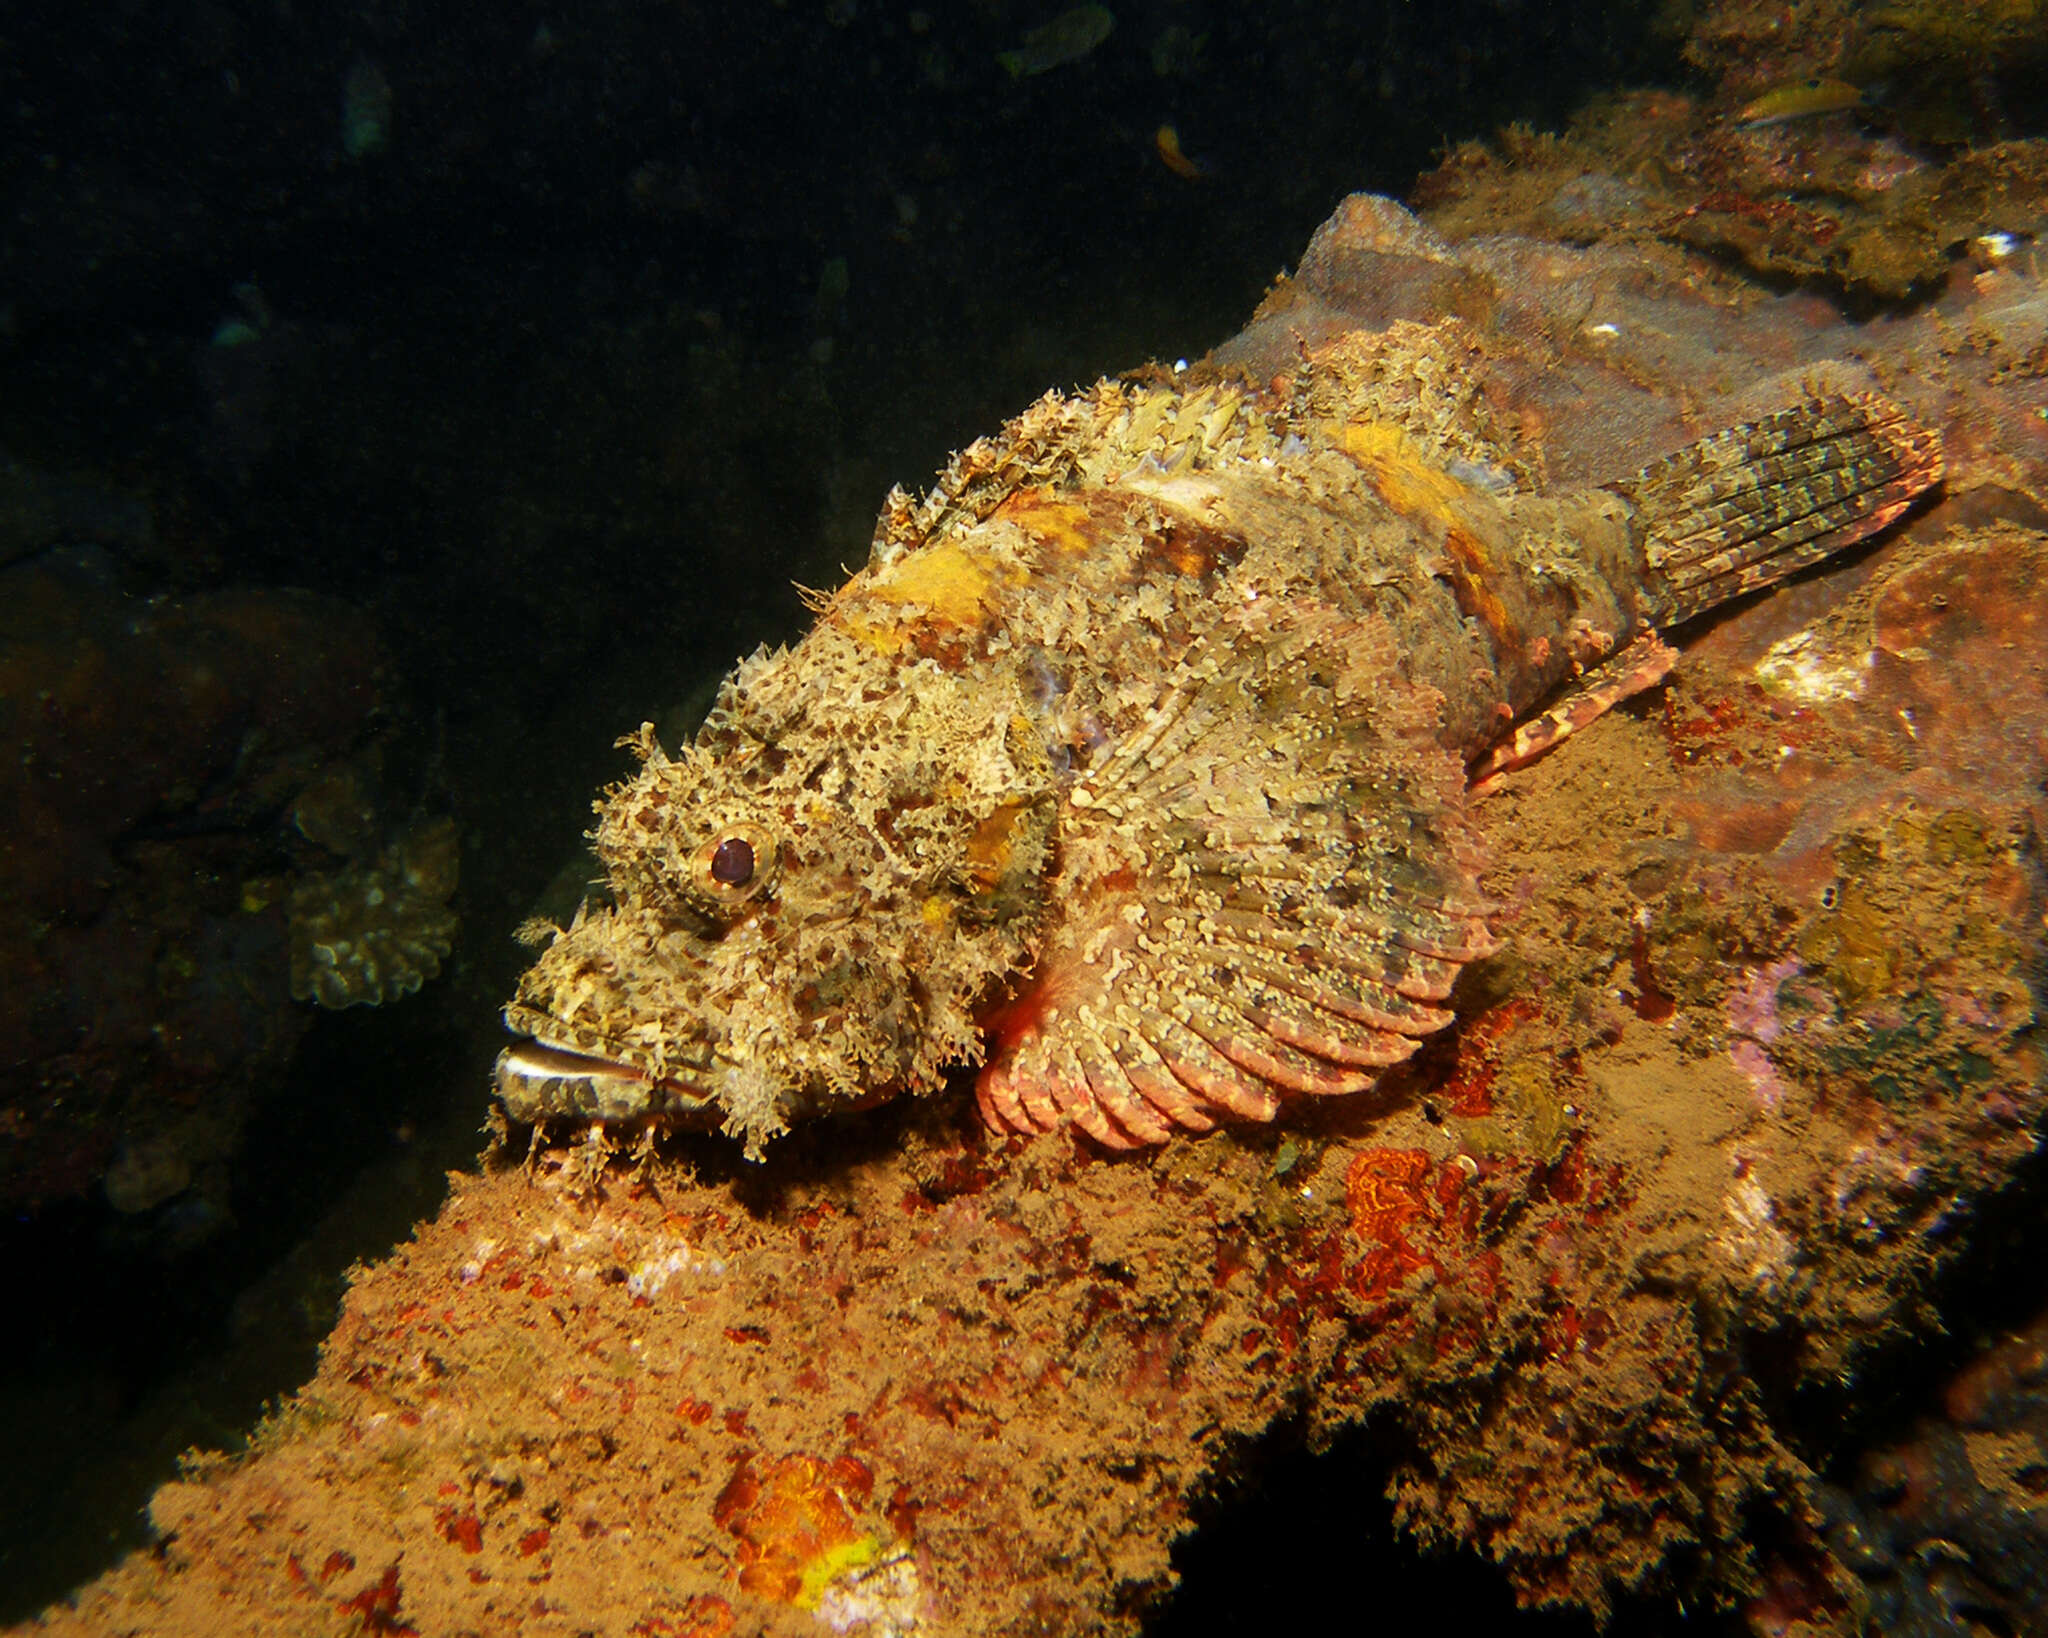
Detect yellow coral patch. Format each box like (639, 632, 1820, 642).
(716, 1452, 881, 1607)
(797, 1534, 884, 1611)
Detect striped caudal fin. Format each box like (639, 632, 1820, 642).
(1621, 394, 1942, 625)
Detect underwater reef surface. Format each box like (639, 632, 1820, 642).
(0, 550, 461, 1228)
(1412, 0, 2048, 303)
(1808, 1294, 2048, 1638)
(18, 194, 2048, 1637)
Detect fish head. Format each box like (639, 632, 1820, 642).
(497, 635, 1058, 1158)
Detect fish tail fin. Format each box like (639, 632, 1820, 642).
(1620, 394, 1942, 625)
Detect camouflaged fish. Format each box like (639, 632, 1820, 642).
(496, 326, 1940, 1158)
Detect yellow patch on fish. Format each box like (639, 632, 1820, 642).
(1341, 419, 1484, 529)
(1342, 420, 1519, 644)
(963, 801, 1034, 892)
(1441, 524, 1517, 641)
(837, 540, 1022, 653)
(992, 489, 1097, 554)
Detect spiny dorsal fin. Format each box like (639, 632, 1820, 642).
(977, 602, 1497, 1147)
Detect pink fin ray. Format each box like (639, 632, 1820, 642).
(1107, 1028, 1219, 1132)
(978, 602, 1494, 1146)
(1072, 1021, 1176, 1145)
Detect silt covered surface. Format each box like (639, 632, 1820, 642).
(20, 201, 2048, 1637)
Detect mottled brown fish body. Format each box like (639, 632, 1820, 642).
(498, 321, 1940, 1156)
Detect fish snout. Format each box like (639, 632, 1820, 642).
(493, 1036, 721, 1125)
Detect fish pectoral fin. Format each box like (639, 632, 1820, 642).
(1470, 629, 1679, 795)
(977, 602, 1497, 1147)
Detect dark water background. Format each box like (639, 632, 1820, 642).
(3, 1, 1988, 1628)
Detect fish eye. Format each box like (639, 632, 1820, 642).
(709, 836, 755, 886)
(685, 820, 779, 908)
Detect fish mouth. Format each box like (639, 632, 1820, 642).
(493, 1037, 719, 1125)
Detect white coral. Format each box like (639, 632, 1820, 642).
(288, 817, 460, 1008)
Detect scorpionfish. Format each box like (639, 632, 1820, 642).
(497, 321, 1940, 1158)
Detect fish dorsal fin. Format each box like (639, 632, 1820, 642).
(977, 601, 1497, 1148)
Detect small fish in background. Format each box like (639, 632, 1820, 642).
(998, 5, 1114, 78)
(1149, 23, 1205, 79)
(1154, 123, 1205, 180)
(1735, 76, 1867, 128)
(342, 56, 393, 158)
(198, 283, 290, 483)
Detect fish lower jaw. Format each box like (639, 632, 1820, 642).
(493, 1036, 718, 1125)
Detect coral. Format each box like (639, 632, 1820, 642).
(0, 536, 462, 1209)
(1789, 1299, 2048, 1636)
(1415, 92, 2048, 301)
(0, 557, 398, 1213)
(1677, 0, 2048, 145)
(288, 817, 461, 1009)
